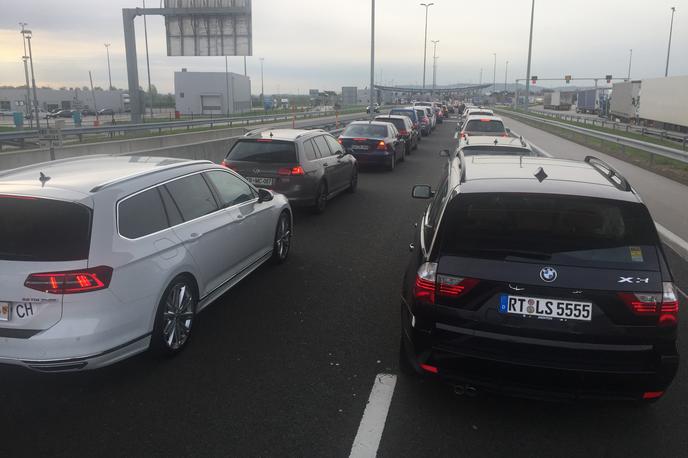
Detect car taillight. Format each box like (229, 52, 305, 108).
(376, 141, 387, 151)
(25, 266, 113, 295)
(413, 123, 418, 129)
(399, 129, 408, 136)
(338, 138, 343, 145)
(618, 282, 679, 326)
(278, 166, 305, 176)
(413, 262, 480, 303)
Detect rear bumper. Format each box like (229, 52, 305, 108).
(351, 151, 391, 166)
(402, 303, 679, 401)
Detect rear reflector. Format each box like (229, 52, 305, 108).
(420, 364, 438, 374)
(643, 391, 664, 400)
(25, 266, 113, 294)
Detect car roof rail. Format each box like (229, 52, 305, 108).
(90, 160, 213, 193)
(584, 156, 632, 192)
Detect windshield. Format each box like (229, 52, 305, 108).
(0, 196, 92, 261)
(439, 193, 659, 269)
(343, 124, 388, 138)
(227, 140, 297, 163)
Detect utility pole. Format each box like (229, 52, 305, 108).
(370, 0, 376, 120)
(105, 43, 113, 90)
(19, 23, 33, 128)
(420, 3, 435, 90)
(89, 70, 99, 124)
(627, 49, 633, 81)
(665, 7, 676, 77)
(505, 60, 509, 92)
(260, 57, 265, 109)
(142, 0, 153, 120)
(524, 0, 535, 110)
(243, 56, 247, 76)
(492, 53, 497, 94)
(225, 56, 231, 116)
(431, 40, 440, 93)
(22, 29, 40, 129)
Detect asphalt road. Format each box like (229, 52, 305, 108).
(1, 118, 686, 458)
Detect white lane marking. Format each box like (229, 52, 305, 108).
(656, 223, 688, 261)
(349, 374, 397, 458)
(677, 288, 688, 300)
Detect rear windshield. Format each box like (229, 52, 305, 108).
(390, 110, 415, 120)
(343, 124, 388, 138)
(415, 110, 426, 118)
(376, 118, 406, 130)
(439, 193, 659, 269)
(0, 196, 92, 261)
(465, 119, 506, 134)
(227, 140, 297, 164)
(462, 146, 535, 156)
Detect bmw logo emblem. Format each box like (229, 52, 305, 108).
(540, 267, 558, 283)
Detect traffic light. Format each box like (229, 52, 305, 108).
(606, 74, 613, 84)
(565, 75, 572, 84)
(531, 76, 538, 85)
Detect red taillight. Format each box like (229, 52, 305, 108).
(278, 166, 305, 176)
(376, 141, 387, 151)
(643, 391, 664, 400)
(413, 263, 479, 303)
(399, 129, 408, 136)
(25, 266, 113, 294)
(337, 138, 343, 145)
(420, 364, 438, 374)
(437, 275, 480, 297)
(618, 283, 679, 326)
(413, 262, 437, 303)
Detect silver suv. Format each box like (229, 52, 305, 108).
(0, 155, 292, 371)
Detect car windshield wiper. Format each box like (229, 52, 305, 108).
(457, 248, 552, 260)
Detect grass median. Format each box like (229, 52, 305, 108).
(497, 109, 688, 187)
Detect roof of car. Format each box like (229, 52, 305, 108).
(449, 155, 640, 203)
(244, 129, 323, 141)
(0, 155, 212, 196)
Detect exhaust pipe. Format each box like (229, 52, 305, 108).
(453, 384, 478, 397)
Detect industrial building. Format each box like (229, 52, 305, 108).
(0, 88, 128, 114)
(174, 70, 252, 115)
(341, 87, 358, 106)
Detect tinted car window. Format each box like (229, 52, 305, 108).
(303, 140, 318, 161)
(390, 110, 417, 122)
(375, 117, 406, 131)
(439, 193, 659, 269)
(313, 136, 333, 157)
(205, 170, 255, 207)
(0, 196, 91, 261)
(464, 120, 506, 134)
(159, 185, 184, 226)
(165, 174, 219, 221)
(119, 188, 169, 239)
(227, 140, 297, 164)
(343, 124, 388, 138)
(325, 136, 343, 154)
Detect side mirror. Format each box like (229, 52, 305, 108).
(439, 150, 450, 157)
(257, 188, 274, 203)
(412, 185, 434, 199)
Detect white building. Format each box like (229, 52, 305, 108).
(174, 70, 252, 115)
(0, 88, 128, 113)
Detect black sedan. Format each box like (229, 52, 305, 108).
(338, 121, 405, 171)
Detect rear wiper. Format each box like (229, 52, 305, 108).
(460, 248, 552, 260)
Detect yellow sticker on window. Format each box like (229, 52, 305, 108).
(630, 246, 644, 262)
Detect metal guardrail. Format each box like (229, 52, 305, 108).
(499, 109, 688, 165)
(527, 109, 688, 150)
(0, 109, 365, 148)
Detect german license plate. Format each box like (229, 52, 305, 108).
(0, 302, 10, 321)
(499, 294, 592, 322)
(351, 145, 369, 151)
(246, 177, 274, 187)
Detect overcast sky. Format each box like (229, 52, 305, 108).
(0, 0, 686, 94)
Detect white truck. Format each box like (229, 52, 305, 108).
(544, 91, 573, 111)
(637, 76, 688, 130)
(610, 81, 641, 122)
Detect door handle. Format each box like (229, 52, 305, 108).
(189, 232, 202, 240)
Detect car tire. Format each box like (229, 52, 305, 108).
(399, 335, 417, 376)
(151, 275, 197, 356)
(347, 167, 358, 193)
(313, 181, 328, 214)
(272, 211, 292, 264)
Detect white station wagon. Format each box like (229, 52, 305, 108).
(0, 155, 292, 371)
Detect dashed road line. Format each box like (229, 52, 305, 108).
(349, 374, 397, 458)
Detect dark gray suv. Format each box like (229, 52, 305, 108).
(222, 129, 358, 213)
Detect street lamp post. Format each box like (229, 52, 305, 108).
(505, 60, 509, 92)
(627, 49, 633, 81)
(431, 40, 440, 93)
(22, 29, 40, 129)
(420, 3, 434, 91)
(370, 0, 376, 120)
(524, 0, 536, 111)
(19, 22, 33, 127)
(105, 43, 113, 90)
(665, 7, 676, 77)
(260, 58, 265, 109)
(492, 53, 497, 94)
